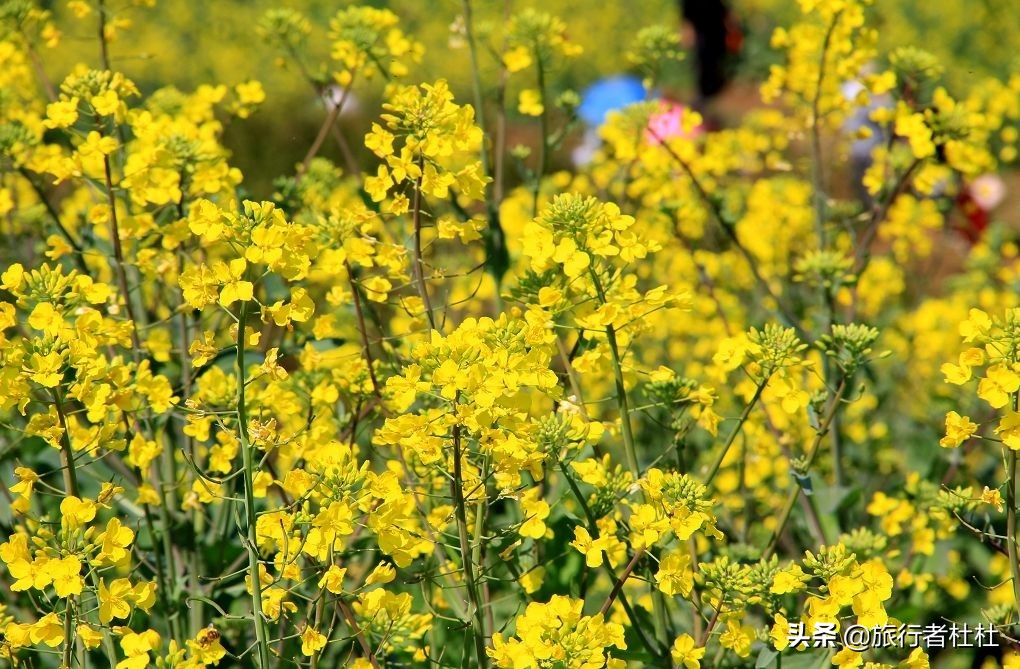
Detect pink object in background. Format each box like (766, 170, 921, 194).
(645, 101, 704, 145)
(969, 174, 1006, 212)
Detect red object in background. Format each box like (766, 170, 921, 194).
(956, 189, 989, 244)
(724, 12, 744, 54)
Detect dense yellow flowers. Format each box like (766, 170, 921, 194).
(365, 79, 487, 207)
(489, 596, 626, 669)
(329, 6, 423, 85)
(0, 0, 1018, 667)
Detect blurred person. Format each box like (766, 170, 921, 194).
(841, 71, 891, 204)
(841, 70, 1004, 246)
(679, 0, 743, 114)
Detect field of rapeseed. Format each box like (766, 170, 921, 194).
(1, 0, 1020, 667)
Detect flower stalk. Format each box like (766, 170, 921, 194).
(236, 299, 272, 668)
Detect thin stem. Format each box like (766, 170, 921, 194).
(647, 126, 810, 342)
(852, 159, 922, 276)
(687, 539, 704, 642)
(102, 152, 142, 358)
(309, 595, 326, 669)
(451, 421, 488, 668)
(63, 597, 74, 669)
(703, 380, 767, 485)
(600, 548, 644, 616)
(532, 55, 548, 218)
(55, 389, 118, 664)
(588, 268, 671, 657)
(396, 452, 471, 623)
(345, 261, 381, 398)
(52, 388, 80, 498)
(761, 407, 829, 546)
(154, 463, 183, 640)
(25, 41, 57, 101)
(809, 11, 842, 248)
(607, 324, 639, 476)
(141, 507, 168, 618)
(236, 300, 272, 668)
(338, 598, 381, 669)
(809, 14, 846, 498)
(299, 74, 356, 178)
(176, 244, 206, 639)
(411, 162, 437, 331)
(460, 0, 510, 290)
(97, 0, 111, 71)
(471, 454, 492, 650)
(763, 378, 847, 559)
(49, 391, 84, 667)
(18, 168, 87, 272)
(558, 462, 664, 659)
(699, 599, 723, 646)
(493, 0, 511, 205)
(556, 335, 593, 423)
(461, 0, 489, 175)
(1008, 393, 1020, 622)
(588, 270, 640, 478)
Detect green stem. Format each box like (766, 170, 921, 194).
(704, 380, 767, 485)
(143, 505, 175, 640)
(605, 322, 641, 478)
(18, 167, 87, 272)
(1008, 394, 1020, 622)
(237, 300, 272, 668)
(299, 72, 356, 177)
(62, 596, 74, 668)
(309, 599, 323, 669)
(809, 11, 842, 249)
(532, 55, 548, 218)
(338, 598, 381, 668)
(460, 0, 510, 289)
(451, 422, 488, 668)
(102, 152, 142, 359)
(763, 378, 846, 559)
(52, 388, 80, 498)
(588, 270, 640, 478)
(411, 162, 436, 331)
(54, 389, 118, 665)
(178, 253, 206, 640)
(559, 462, 663, 659)
(345, 262, 381, 397)
(647, 129, 810, 341)
(97, 0, 111, 70)
(471, 455, 492, 642)
(154, 436, 183, 642)
(588, 269, 670, 661)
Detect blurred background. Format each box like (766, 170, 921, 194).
(38, 0, 1020, 202)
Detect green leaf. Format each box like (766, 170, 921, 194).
(756, 647, 779, 668)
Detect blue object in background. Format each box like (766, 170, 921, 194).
(577, 75, 648, 127)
